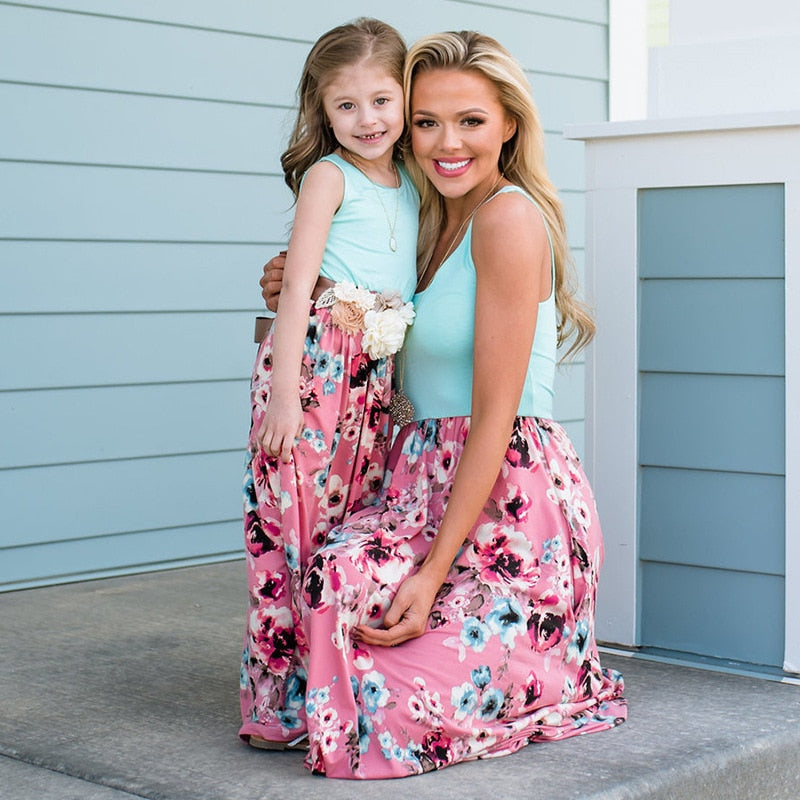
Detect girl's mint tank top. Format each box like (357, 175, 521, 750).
(311, 153, 419, 302)
(402, 186, 557, 420)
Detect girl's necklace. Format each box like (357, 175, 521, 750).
(389, 174, 505, 428)
(341, 150, 400, 251)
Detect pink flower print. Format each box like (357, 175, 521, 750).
(323, 474, 347, 521)
(468, 523, 539, 588)
(527, 594, 567, 652)
(254, 568, 287, 601)
(244, 511, 281, 557)
(249, 604, 296, 677)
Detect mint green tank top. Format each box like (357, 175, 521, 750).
(402, 186, 557, 420)
(314, 153, 419, 302)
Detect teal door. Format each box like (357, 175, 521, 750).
(637, 184, 785, 667)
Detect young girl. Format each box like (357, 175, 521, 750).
(239, 18, 418, 749)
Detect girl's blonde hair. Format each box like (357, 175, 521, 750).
(403, 31, 595, 358)
(281, 18, 406, 198)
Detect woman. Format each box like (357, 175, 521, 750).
(258, 30, 626, 779)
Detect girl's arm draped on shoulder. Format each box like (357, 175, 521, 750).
(356, 191, 550, 646)
(257, 161, 343, 461)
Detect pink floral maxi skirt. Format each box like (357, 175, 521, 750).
(239, 304, 394, 743)
(299, 416, 626, 778)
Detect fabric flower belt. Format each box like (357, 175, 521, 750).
(315, 281, 415, 360)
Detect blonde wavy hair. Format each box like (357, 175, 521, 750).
(281, 18, 406, 198)
(402, 31, 595, 359)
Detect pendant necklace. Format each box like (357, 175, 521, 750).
(389, 174, 505, 427)
(342, 150, 400, 251)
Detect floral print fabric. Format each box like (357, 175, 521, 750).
(245, 409, 626, 778)
(239, 302, 394, 743)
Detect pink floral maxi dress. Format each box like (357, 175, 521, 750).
(295, 192, 627, 778)
(239, 154, 419, 744)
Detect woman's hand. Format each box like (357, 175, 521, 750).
(257, 393, 303, 463)
(355, 568, 442, 647)
(261, 251, 286, 312)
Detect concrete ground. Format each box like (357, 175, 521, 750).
(1, 560, 799, 800)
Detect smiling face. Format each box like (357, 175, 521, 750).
(410, 68, 516, 203)
(321, 60, 405, 167)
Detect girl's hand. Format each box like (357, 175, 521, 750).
(257, 395, 304, 463)
(355, 568, 442, 647)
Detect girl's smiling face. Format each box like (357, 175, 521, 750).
(322, 60, 405, 167)
(410, 68, 516, 202)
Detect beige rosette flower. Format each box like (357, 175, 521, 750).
(330, 300, 366, 335)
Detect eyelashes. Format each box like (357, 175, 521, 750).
(411, 117, 486, 128)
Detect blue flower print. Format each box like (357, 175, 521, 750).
(477, 687, 505, 721)
(358, 711, 373, 752)
(486, 597, 526, 647)
(541, 536, 563, 564)
(285, 669, 307, 710)
(277, 706, 303, 730)
(378, 730, 396, 760)
(451, 682, 478, 720)
(471, 665, 491, 689)
(322, 378, 336, 396)
(329, 354, 344, 381)
(566, 620, 590, 663)
(314, 464, 330, 492)
(460, 617, 491, 652)
(305, 684, 328, 716)
(314, 351, 331, 376)
(284, 542, 299, 572)
(240, 644, 250, 690)
(361, 670, 390, 713)
(350, 675, 360, 699)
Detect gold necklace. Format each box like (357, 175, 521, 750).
(389, 174, 505, 427)
(415, 174, 504, 292)
(341, 150, 400, 251)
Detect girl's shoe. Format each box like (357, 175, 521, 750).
(248, 733, 309, 751)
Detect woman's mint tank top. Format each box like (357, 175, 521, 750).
(312, 153, 419, 302)
(402, 186, 557, 420)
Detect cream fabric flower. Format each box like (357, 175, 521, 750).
(362, 307, 409, 359)
(333, 281, 375, 312)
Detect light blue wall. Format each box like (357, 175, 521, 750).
(637, 184, 785, 667)
(0, 0, 608, 590)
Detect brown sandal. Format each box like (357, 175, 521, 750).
(248, 734, 308, 751)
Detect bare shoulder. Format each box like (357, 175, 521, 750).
(472, 189, 548, 284)
(295, 159, 344, 212)
(473, 189, 546, 244)
(300, 159, 345, 192)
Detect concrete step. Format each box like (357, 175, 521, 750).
(1, 561, 798, 799)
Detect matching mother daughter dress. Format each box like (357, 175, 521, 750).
(240, 180, 626, 779)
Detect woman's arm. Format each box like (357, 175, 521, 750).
(257, 161, 342, 461)
(356, 192, 550, 645)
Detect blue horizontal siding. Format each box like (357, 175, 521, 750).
(0, 241, 271, 313)
(639, 184, 785, 279)
(639, 278, 785, 375)
(1, 312, 257, 390)
(638, 183, 785, 668)
(639, 373, 784, 475)
(640, 562, 785, 667)
(0, 163, 289, 242)
(1, 0, 605, 590)
(0, 381, 251, 469)
(0, 451, 246, 548)
(0, 82, 291, 172)
(0, 521, 242, 592)
(639, 467, 784, 575)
